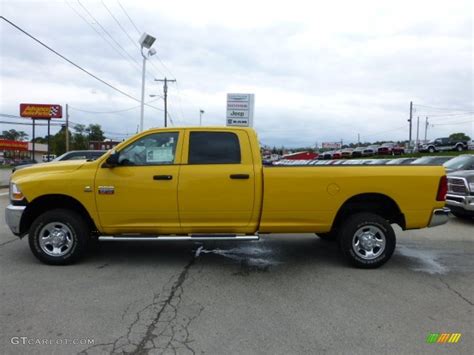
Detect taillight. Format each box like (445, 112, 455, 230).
(436, 175, 448, 201)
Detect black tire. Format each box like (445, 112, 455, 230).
(316, 232, 337, 242)
(29, 209, 89, 265)
(456, 144, 463, 152)
(428, 147, 435, 153)
(338, 212, 396, 268)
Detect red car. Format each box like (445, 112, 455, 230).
(377, 143, 395, 155)
(392, 145, 405, 155)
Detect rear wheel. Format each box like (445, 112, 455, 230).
(29, 209, 89, 265)
(428, 146, 435, 153)
(456, 144, 464, 152)
(338, 213, 396, 268)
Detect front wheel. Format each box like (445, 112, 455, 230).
(338, 213, 396, 268)
(456, 144, 464, 152)
(428, 147, 435, 153)
(29, 209, 89, 265)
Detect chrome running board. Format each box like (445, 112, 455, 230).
(98, 234, 259, 242)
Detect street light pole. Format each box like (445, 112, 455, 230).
(199, 109, 205, 126)
(139, 53, 147, 132)
(138, 33, 156, 132)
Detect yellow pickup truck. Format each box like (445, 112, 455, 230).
(5, 127, 449, 268)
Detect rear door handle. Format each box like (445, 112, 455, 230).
(153, 175, 173, 180)
(230, 174, 250, 179)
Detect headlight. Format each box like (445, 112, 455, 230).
(10, 182, 24, 201)
(469, 182, 474, 192)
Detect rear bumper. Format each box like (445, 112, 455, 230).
(5, 205, 25, 236)
(446, 194, 474, 212)
(428, 207, 450, 227)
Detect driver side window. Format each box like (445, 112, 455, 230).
(118, 132, 179, 166)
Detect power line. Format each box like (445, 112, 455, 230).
(0, 16, 164, 112)
(117, 0, 141, 36)
(76, 0, 142, 70)
(69, 98, 162, 114)
(65, 1, 141, 74)
(0, 16, 142, 102)
(414, 104, 473, 112)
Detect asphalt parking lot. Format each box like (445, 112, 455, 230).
(0, 190, 473, 354)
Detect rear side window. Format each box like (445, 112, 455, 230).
(189, 132, 241, 164)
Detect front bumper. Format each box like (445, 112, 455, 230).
(428, 207, 450, 227)
(5, 205, 25, 236)
(446, 194, 474, 212)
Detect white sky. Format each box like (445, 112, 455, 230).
(1, 0, 473, 146)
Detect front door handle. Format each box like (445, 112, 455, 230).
(153, 175, 173, 180)
(230, 174, 250, 179)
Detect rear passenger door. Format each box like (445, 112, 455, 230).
(177, 130, 256, 233)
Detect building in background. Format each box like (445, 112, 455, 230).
(0, 139, 48, 164)
(89, 140, 122, 151)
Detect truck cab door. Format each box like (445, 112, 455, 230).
(177, 130, 258, 234)
(94, 131, 183, 235)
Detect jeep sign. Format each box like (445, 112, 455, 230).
(226, 93, 254, 127)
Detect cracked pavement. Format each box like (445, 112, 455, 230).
(0, 192, 473, 354)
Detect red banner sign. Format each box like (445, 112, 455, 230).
(0, 139, 29, 151)
(20, 103, 62, 119)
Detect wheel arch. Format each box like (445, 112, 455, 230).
(332, 193, 406, 231)
(20, 194, 98, 237)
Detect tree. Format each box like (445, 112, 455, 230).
(72, 124, 88, 150)
(1, 129, 29, 141)
(87, 124, 105, 142)
(449, 132, 471, 141)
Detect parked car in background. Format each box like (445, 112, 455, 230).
(443, 155, 474, 172)
(341, 148, 353, 158)
(351, 147, 366, 157)
(377, 143, 395, 155)
(386, 158, 417, 165)
(419, 137, 468, 153)
(362, 145, 379, 156)
(411, 156, 453, 165)
(392, 145, 405, 155)
(332, 151, 342, 159)
(468, 140, 474, 150)
(446, 170, 474, 219)
(12, 150, 106, 172)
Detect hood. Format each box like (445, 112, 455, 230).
(11, 160, 87, 181)
(448, 170, 474, 183)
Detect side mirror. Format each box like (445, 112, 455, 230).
(103, 151, 119, 168)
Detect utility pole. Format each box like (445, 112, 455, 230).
(155, 77, 176, 127)
(408, 101, 413, 148)
(358, 133, 360, 145)
(65, 103, 70, 152)
(415, 116, 420, 151)
(424, 116, 429, 142)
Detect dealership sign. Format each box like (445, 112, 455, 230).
(0, 139, 28, 151)
(226, 93, 254, 127)
(20, 103, 62, 119)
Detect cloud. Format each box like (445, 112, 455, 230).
(1, 0, 472, 146)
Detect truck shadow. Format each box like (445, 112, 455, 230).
(87, 235, 346, 272)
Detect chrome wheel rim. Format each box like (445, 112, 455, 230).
(352, 225, 386, 260)
(38, 222, 74, 257)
